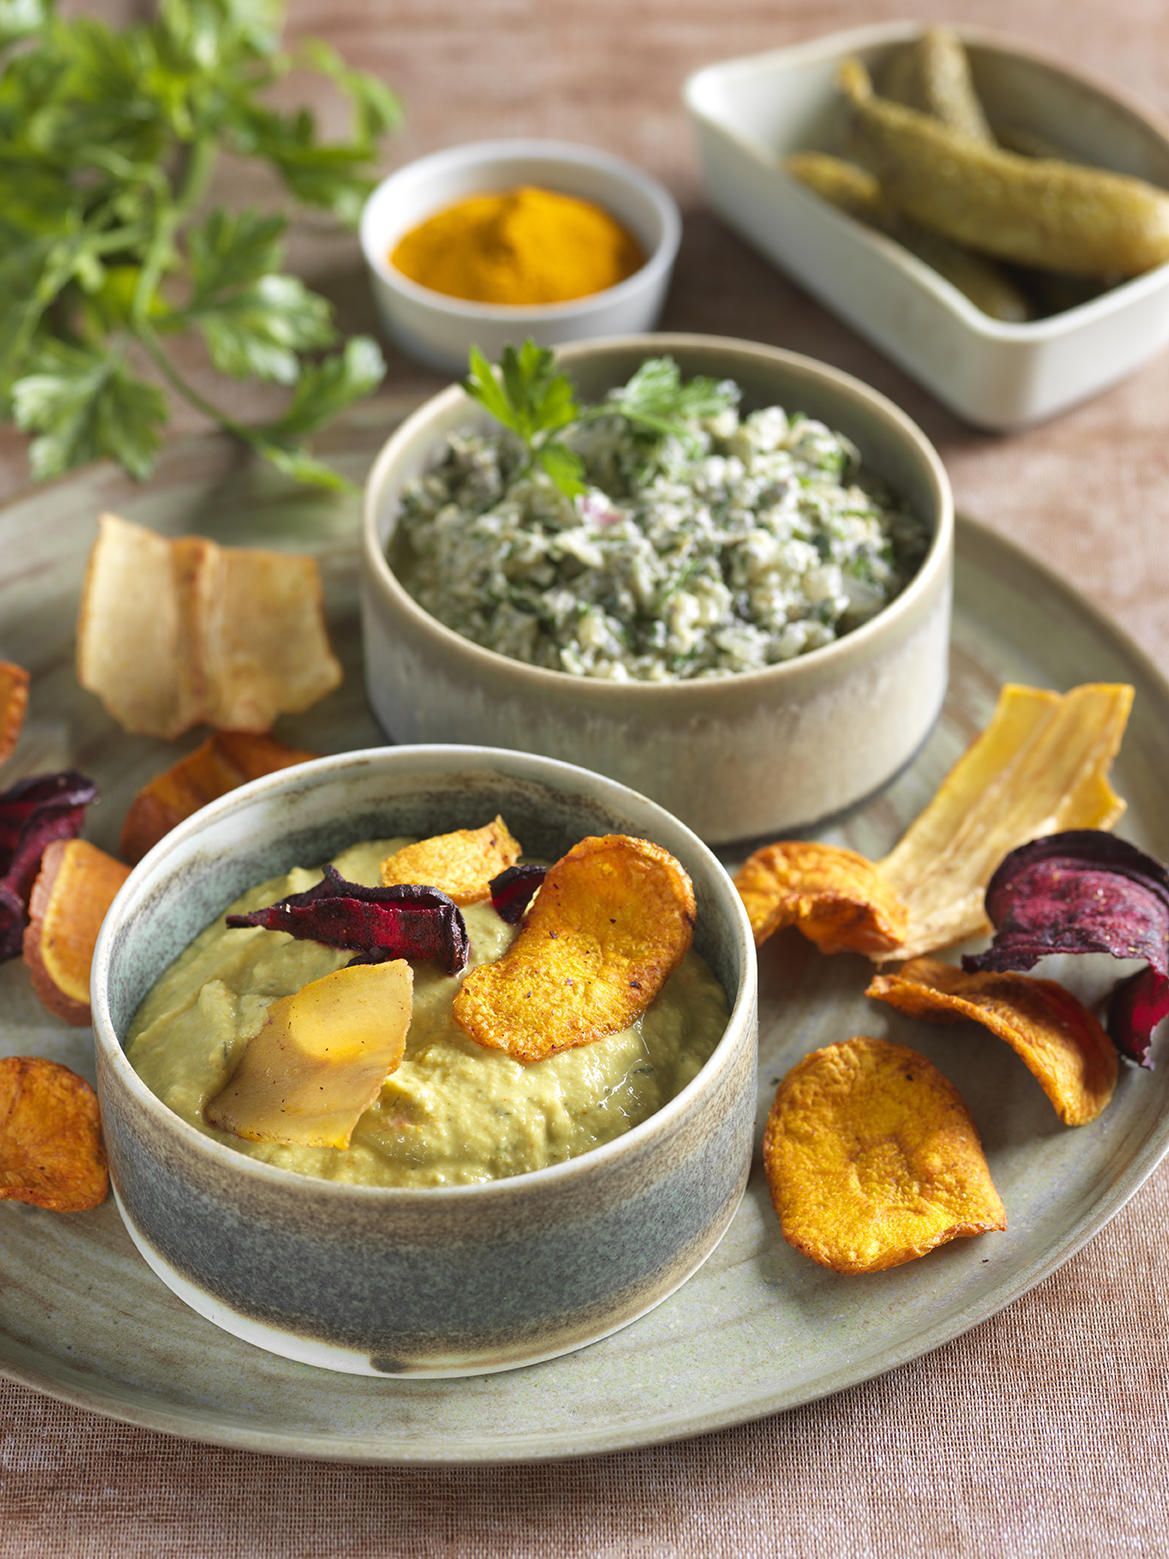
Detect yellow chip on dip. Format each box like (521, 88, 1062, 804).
(866, 957, 1117, 1126)
(205, 960, 413, 1149)
(379, 816, 521, 905)
(453, 834, 696, 1062)
(763, 1036, 1006, 1273)
(734, 840, 907, 956)
(878, 683, 1132, 960)
(0, 1056, 109, 1212)
(23, 839, 131, 1026)
(0, 661, 29, 767)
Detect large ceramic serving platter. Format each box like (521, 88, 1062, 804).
(2, 404, 1168, 1462)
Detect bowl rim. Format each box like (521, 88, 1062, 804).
(682, 20, 1169, 343)
(90, 742, 757, 1205)
(360, 331, 954, 698)
(359, 137, 682, 321)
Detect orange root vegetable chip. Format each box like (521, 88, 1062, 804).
(0, 1056, 109, 1211)
(205, 960, 413, 1150)
(121, 731, 316, 863)
(866, 957, 1117, 1126)
(453, 834, 696, 1063)
(0, 662, 29, 767)
(23, 840, 130, 1025)
(877, 683, 1132, 961)
(379, 816, 522, 905)
(77, 513, 342, 739)
(734, 841, 908, 956)
(763, 1036, 1006, 1274)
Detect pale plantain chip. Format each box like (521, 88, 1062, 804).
(734, 840, 907, 956)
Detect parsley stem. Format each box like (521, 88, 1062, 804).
(137, 323, 267, 452)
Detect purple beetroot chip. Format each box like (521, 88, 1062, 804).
(0, 770, 98, 961)
(489, 863, 545, 924)
(226, 863, 470, 975)
(963, 830, 1169, 1067)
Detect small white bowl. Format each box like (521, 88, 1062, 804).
(360, 139, 681, 374)
(685, 24, 1169, 430)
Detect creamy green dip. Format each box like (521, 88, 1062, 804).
(126, 839, 728, 1188)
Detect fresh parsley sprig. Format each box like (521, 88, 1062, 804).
(0, 0, 399, 490)
(463, 342, 736, 500)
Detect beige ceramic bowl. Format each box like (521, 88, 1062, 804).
(361, 335, 953, 844)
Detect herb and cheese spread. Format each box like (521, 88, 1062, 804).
(125, 838, 727, 1189)
(393, 355, 926, 682)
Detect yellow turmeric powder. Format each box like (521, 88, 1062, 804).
(390, 185, 644, 306)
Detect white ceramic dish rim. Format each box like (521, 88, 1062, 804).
(683, 20, 1169, 341)
(359, 138, 682, 321)
(89, 743, 756, 1207)
(361, 332, 954, 699)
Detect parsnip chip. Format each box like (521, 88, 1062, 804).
(205, 960, 413, 1149)
(24, 840, 130, 1026)
(763, 1036, 1005, 1273)
(0, 1056, 108, 1212)
(867, 957, 1117, 1125)
(453, 834, 696, 1062)
(77, 513, 341, 739)
(877, 683, 1132, 961)
(121, 731, 316, 862)
(379, 816, 522, 905)
(0, 662, 29, 767)
(734, 841, 907, 955)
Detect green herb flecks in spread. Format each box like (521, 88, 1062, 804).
(394, 347, 927, 681)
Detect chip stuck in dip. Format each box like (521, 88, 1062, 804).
(125, 828, 728, 1187)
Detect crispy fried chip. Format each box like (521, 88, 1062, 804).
(453, 834, 696, 1062)
(877, 683, 1132, 961)
(763, 1037, 1005, 1273)
(205, 961, 413, 1149)
(23, 840, 130, 1026)
(734, 841, 907, 955)
(0, 662, 29, 767)
(379, 816, 522, 905)
(866, 957, 1117, 1125)
(0, 1056, 108, 1211)
(121, 731, 316, 863)
(490, 863, 546, 923)
(77, 513, 341, 739)
(0, 770, 97, 962)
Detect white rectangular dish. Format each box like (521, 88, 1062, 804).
(684, 23, 1169, 429)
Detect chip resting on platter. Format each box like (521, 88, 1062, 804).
(877, 683, 1133, 961)
(0, 1056, 109, 1212)
(76, 513, 342, 739)
(866, 957, 1117, 1125)
(734, 840, 908, 956)
(379, 816, 522, 905)
(453, 834, 696, 1062)
(205, 961, 413, 1149)
(763, 1036, 1006, 1273)
(23, 839, 130, 1026)
(0, 770, 97, 961)
(0, 662, 29, 767)
(121, 731, 316, 862)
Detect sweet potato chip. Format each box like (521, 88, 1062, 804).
(763, 1036, 1005, 1273)
(121, 731, 316, 863)
(0, 770, 97, 961)
(23, 840, 130, 1025)
(379, 816, 522, 905)
(77, 513, 341, 739)
(0, 662, 29, 767)
(877, 683, 1132, 961)
(205, 960, 413, 1149)
(734, 841, 907, 956)
(0, 1056, 108, 1211)
(866, 957, 1117, 1125)
(453, 834, 696, 1062)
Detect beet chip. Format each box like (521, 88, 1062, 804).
(963, 830, 1169, 1067)
(489, 864, 545, 924)
(226, 863, 469, 975)
(0, 771, 98, 961)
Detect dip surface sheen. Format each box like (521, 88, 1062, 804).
(125, 838, 728, 1189)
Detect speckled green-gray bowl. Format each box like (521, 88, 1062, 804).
(90, 746, 757, 1377)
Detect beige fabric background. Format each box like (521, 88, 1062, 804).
(3, 1, 1169, 1553)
